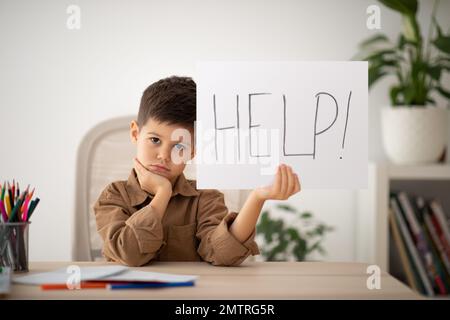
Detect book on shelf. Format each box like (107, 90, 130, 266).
(417, 198, 450, 287)
(389, 192, 450, 297)
(429, 200, 450, 261)
(389, 208, 421, 293)
(389, 195, 434, 296)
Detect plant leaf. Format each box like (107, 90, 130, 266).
(286, 228, 300, 240)
(401, 14, 421, 44)
(378, 0, 418, 15)
(426, 97, 436, 105)
(361, 49, 397, 61)
(256, 206, 334, 261)
(390, 85, 404, 105)
(433, 17, 443, 38)
(426, 65, 441, 81)
(434, 57, 450, 65)
(404, 85, 419, 105)
(359, 34, 390, 48)
(293, 238, 307, 261)
(433, 34, 450, 55)
(369, 67, 388, 87)
(276, 204, 297, 213)
(300, 212, 312, 219)
(436, 86, 450, 99)
(306, 240, 322, 254)
(316, 245, 326, 255)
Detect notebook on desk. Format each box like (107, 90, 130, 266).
(13, 265, 198, 289)
(0, 267, 11, 295)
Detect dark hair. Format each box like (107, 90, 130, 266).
(137, 76, 196, 128)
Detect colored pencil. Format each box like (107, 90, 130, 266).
(25, 198, 40, 221)
(0, 181, 39, 223)
(16, 181, 20, 201)
(7, 182, 13, 211)
(11, 179, 15, 206)
(8, 197, 24, 222)
(4, 193, 11, 217)
(0, 201, 7, 222)
(0, 182, 5, 201)
(41, 282, 108, 290)
(21, 188, 33, 213)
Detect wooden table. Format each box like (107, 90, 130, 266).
(5, 261, 420, 299)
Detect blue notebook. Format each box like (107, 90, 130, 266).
(108, 281, 195, 290)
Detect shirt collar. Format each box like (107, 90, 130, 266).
(126, 169, 199, 207)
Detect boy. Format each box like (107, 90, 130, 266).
(94, 76, 301, 267)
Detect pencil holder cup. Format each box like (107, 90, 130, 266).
(0, 222, 30, 272)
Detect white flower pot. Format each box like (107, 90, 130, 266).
(381, 106, 449, 164)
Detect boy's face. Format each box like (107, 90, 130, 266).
(130, 118, 195, 185)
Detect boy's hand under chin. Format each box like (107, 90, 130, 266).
(133, 158, 172, 195)
(253, 164, 301, 201)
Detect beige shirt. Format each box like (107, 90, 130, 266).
(93, 169, 260, 267)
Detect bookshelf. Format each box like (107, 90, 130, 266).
(356, 163, 450, 298)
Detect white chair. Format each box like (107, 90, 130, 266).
(72, 116, 250, 261)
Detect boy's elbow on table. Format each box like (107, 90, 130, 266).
(97, 214, 165, 267)
(102, 234, 162, 267)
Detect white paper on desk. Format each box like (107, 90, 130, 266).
(13, 266, 198, 285)
(13, 266, 128, 285)
(100, 270, 198, 283)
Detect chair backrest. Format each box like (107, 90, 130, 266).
(73, 116, 250, 261)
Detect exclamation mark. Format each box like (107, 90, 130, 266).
(340, 91, 352, 159)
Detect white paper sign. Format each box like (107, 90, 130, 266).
(195, 61, 368, 189)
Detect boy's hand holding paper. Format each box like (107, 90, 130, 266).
(252, 164, 300, 201)
(229, 164, 300, 243)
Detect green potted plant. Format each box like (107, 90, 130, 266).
(355, 0, 450, 164)
(256, 204, 334, 261)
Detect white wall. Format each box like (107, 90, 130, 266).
(1, 0, 449, 261)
